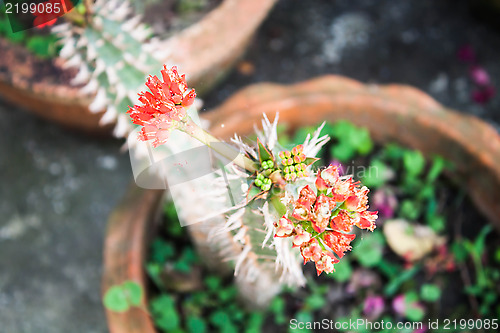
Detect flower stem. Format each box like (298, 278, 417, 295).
(181, 117, 258, 173)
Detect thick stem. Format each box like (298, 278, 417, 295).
(181, 117, 258, 173)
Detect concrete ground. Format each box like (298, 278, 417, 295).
(0, 0, 498, 332)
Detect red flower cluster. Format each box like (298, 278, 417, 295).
(127, 66, 196, 147)
(274, 165, 378, 275)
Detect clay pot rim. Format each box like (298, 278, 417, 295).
(102, 75, 500, 333)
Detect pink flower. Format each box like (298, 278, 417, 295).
(137, 114, 173, 148)
(330, 210, 355, 233)
(311, 194, 331, 233)
(319, 165, 340, 187)
(392, 294, 406, 316)
(392, 294, 425, 321)
(372, 189, 397, 218)
(275, 216, 294, 238)
(323, 230, 356, 259)
(356, 211, 378, 231)
(292, 225, 311, 247)
(363, 295, 385, 319)
(470, 66, 491, 86)
(300, 239, 322, 264)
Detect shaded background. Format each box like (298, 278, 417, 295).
(0, 0, 499, 332)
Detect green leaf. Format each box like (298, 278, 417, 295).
(330, 120, 356, 139)
(377, 259, 401, 279)
(451, 242, 468, 263)
(353, 232, 385, 267)
(210, 310, 232, 327)
(290, 311, 313, 332)
(403, 150, 426, 176)
(276, 123, 291, 146)
(474, 225, 493, 256)
(293, 126, 317, 144)
(383, 143, 406, 161)
(187, 315, 206, 333)
(361, 160, 391, 188)
(495, 248, 500, 263)
(270, 297, 286, 324)
(103, 285, 129, 312)
(245, 312, 264, 333)
(347, 127, 373, 155)
(305, 293, 326, 310)
(329, 258, 352, 282)
(427, 156, 446, 182)
(174, 247, 198, 272)
(155, 308, 180, 331)
(330, 142, 355, 162)
(405, 305, 425, 322)
(420, 284, 441, 302)
(26, 35, 58, 58)
(151, 295, 180, 331)
(164, 202, 183, 237)
(303, 157, 320, 167)
(399, 200, 421, 221)
(384, 265, 420, 296)
(146, 263, 163, 289)
(122, 281, 143, 306)
(218, 286, 237, 303)
(403, 291, 425, 321)
(427, 214, 446, 233)
(465, 284, 483, 296)
(151, 239, 175, 263)
(204, 276, 221, 291)
(417, 184, 435, 200)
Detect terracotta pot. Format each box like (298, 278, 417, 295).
(0, 0, 277, 134)
(102, 76, 500, 332)
(102, 185, 164, 333)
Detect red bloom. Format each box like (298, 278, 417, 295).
(315, 251, 339, 275)
(311, 193, 331, 233)
(127, 66, 196, 147)
(300, 239, 322, 264)
(274, 216, 294, 238)
(273, 163, 378, 275)
(292, 225, 311, 247)
(323, 230, 356, 258)
(319, 165, 340, 186)
(356, 210, 378, 231)
(292, 185, 316, 221)
(330, 210, 355, 233)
